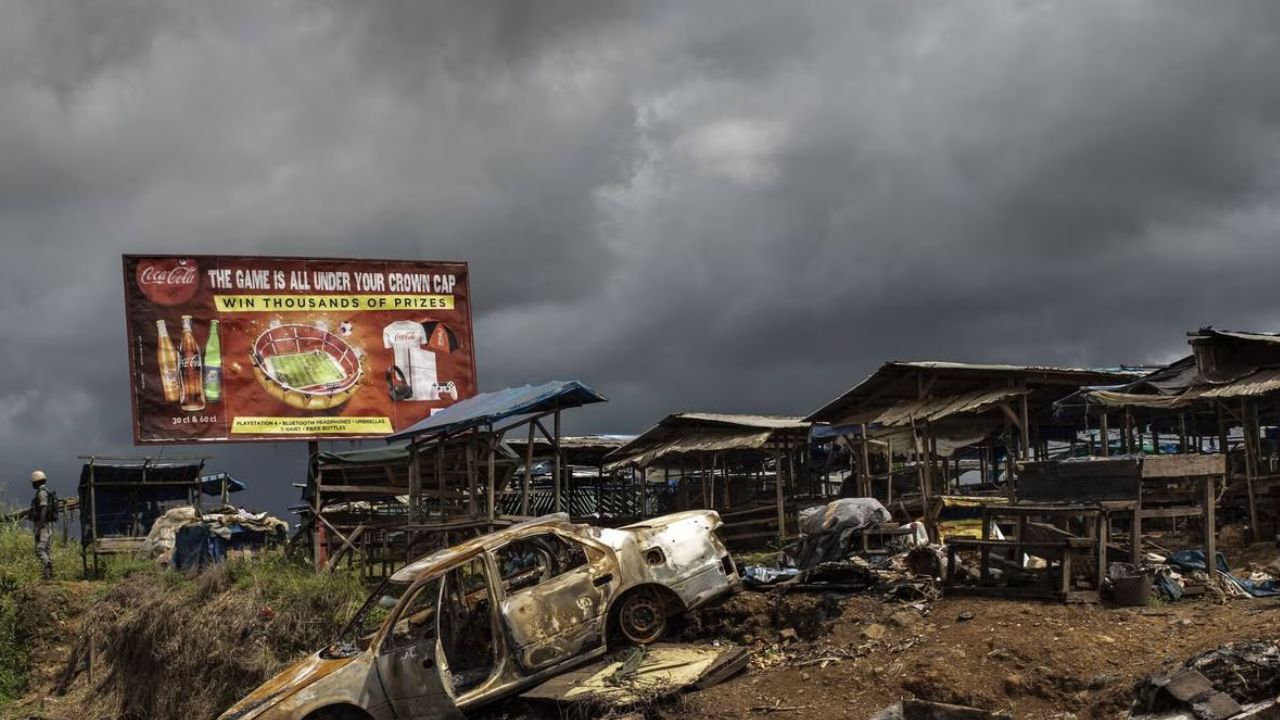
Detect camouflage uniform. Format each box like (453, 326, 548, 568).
(32, 485, 53, 580)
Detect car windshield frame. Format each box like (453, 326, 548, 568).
(325, 576, 414, 658)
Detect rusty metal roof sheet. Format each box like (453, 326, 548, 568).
(807, 361, 1141, 424)
(602, 412, 810, 469)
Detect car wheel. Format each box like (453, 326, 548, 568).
(617, 588, 667, 645)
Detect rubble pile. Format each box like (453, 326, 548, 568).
(1132, 640, 1280, 720)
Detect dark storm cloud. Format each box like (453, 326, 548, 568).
(4, 0, 1280, 515)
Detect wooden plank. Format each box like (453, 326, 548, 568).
(1141, 454, 1226, 478)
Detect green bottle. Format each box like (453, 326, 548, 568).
(204, 320, 222, 403)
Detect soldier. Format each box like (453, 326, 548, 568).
(29, 470, 54, 581)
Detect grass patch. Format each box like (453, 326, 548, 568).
(0, 521, 81, 705)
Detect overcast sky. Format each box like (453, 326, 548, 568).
(5, 0, 1280, 518)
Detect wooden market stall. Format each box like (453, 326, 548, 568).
(806, 361, 1145, 521)
(299, 380, 607, 578)
(77, 456, 208, 578)
(602, 413, 812, 546)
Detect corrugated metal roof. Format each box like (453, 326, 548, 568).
(1195, 367, 1280, 399)
(870, 389, 1026, 427)
(669, 413, 810, 430)
(508, 434, 637, 450)
(603, 412, 808, 469)
(604, 428, 775, 471)
(807, 361, 1142, 424)
(1083, 366, 1280, 407)
(1192, 329, 1280, 345)
(388, 380, 607, 441)
(895, 361, 1147, 376)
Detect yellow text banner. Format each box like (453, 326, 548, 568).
(230, 416, 394, 435)
(214, 294, 453, 312)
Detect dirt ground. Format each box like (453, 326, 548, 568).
(667, 590, 1280, 720)
(7, 547, 1280, 720)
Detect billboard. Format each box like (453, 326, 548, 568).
(122, 255, 476, 443)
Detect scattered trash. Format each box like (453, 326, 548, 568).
(743, 565, 801, 588)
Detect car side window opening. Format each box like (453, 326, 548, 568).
(439, 556, 497, 694)
(494, 533, 591, 594)
(382, 577, 442, 654)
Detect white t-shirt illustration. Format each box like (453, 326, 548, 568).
(382, 321, 437, 401)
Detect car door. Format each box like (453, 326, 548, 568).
(374, 576, 461, 720)
(493, 532, 620, 671)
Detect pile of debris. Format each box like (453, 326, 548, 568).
(741, 498, 944, 602)
(1108, 549, 1280, 606)
(140, 505, 289, 570)
(1132, 640, 1280, 719)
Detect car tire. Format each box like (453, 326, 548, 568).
(616, 588, 667, 645)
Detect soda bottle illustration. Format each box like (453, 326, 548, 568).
(179, 315, 206, 412)
(156, 319, 181, 403)
(204, 319, 222, 403)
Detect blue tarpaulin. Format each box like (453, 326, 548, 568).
(1168, 549, 1280, 598)
(387, 380, 607, 441)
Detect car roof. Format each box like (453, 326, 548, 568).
(389, 513, 576, 583)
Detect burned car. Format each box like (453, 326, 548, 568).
(219, 510, 740, 720)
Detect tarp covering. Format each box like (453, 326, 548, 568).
(387, 380, 607, 440)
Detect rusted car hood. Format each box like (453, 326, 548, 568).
(220, 651, 354, 719)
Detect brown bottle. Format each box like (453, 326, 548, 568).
(156, 320, 181, 403)
(179, 315, 206, 412)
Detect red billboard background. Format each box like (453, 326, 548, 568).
(123, 255, 476, 443)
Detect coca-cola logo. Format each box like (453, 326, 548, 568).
(392, 332, 420, 343)
(136, 258, 200, 306)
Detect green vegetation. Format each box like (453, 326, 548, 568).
(0, 520, 80, 705)
(0, 519, 369, 718)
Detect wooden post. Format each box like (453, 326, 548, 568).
(721, 455, 731, 509)
(408, 444, 421, 524)
(886, 438, 894, 506)
(860, 424, 872, 498)
(553, 407, 563, 513)
(699, 456, 708, 507)
(88, 459, 99, 579)
(436, 441, 446, 522)
(1019, 391, 1031, 460)
(522, 421, 534, 516)
(1203, 474, 1217, 579)
(599, 465, 606, 519)
(486, 438, 496, 527)
(466, 441, 477, 517)
(774, 451, 787, 539)
(1243, 399, 1261, 537)
(640, 465, 648, 516)
(783, 440, 793, 507)
(1124, 407, 1135, 455)
(1100, 412, 1110, 458)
